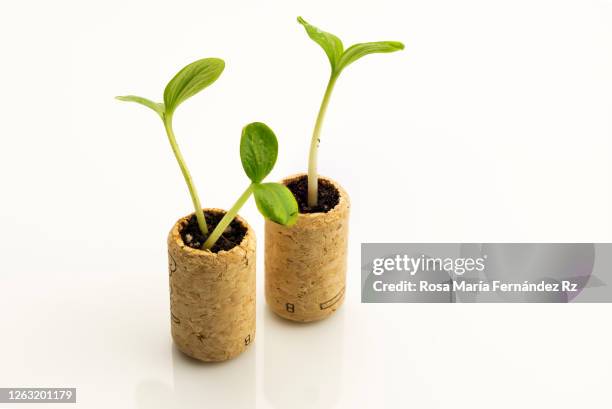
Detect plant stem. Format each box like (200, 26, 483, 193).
(163, 114, 208, 235)
(307, 73, 338, 207)
(202, 184, 254, 250)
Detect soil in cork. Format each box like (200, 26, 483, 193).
(181, 211, 247, 253)
(286, 175, 340, 214)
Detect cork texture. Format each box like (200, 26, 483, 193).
(265, 174, 350, 322)
(168, 209, 256, 362)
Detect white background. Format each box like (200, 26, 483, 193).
(1, 0, 612, 408)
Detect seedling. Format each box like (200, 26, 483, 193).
(201, 121, 298, 249)
(117, 58, 297, 250)
(297, 17, 404, 207)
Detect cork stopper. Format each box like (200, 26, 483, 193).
(265, 174, 350, 322)
(168, 209, 256, 361)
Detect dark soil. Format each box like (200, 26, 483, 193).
(180, 210, 247, 253)
(286, 175, 340, 214)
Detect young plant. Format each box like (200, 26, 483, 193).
(117, 58, 225, 236)
(297, 17, 405, 207)
(201, 121, 298, 249)
(117, 59, 298, 250)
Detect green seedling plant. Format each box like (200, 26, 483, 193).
(297, 17, 405, 207)
(201, 121, 298, 249)
(117, 58, 297, 250)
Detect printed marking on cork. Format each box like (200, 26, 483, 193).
(168, 253, 177, 274)
(320, 287, 345, 310)
(171, 312, 181, 324)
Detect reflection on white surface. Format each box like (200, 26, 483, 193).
(134, 379, 172, 409)
(172, 345, 255, 409)
(134, 345, 255, 409)
(264, 308, 344, 409)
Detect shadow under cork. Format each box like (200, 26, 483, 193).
(135, 343, 256, 409)
(170, 343, 255, 409)
(263, 307, 345, 409)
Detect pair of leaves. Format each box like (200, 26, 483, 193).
(116, 58, 225, 118)
(240, 123, 298, 226)
(297, 17, 404, 76)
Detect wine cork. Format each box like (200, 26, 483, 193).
(265, 174, 350, 322)
(168, 209, 256, 362)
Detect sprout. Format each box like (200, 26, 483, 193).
(297, 17, 404, 207)
(202, 122, 298, 249)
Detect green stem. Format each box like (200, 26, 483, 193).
(163, 114, 208, 235)
(308, 73, 338, 207)
(203, 184, 254, 250)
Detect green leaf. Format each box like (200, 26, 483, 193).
(115, 95, 165, 118)
(163, 58, 225, 114)
(297, 16, 344, 71)
(253, 183, 299, 226)
(337, 41, 405, 72)
(240, 122, 278, 184)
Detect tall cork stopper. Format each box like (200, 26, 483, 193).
(168, 209, 256, 361)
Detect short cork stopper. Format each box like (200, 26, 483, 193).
(265, 175, 350, 322)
